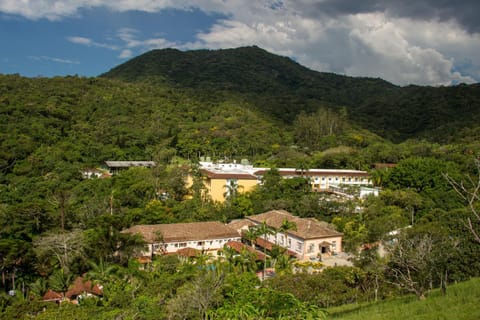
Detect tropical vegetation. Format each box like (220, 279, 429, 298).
(1, 46, 480, 318)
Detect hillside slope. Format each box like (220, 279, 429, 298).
(102, 46, 480, 142)
(329, 277, 480, 320)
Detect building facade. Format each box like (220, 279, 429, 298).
(229, 210, 343, 261)
(194, 161, 371, 202)
(105, 161, 156, 175)
(122, 221, 241, 258)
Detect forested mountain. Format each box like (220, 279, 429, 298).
(102, 46, 480, 142)
(1, 47, 480, 319)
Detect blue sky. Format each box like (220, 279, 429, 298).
(1, 7, 225, 77)
(1, 1, 479, 86)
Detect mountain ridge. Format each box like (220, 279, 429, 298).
(101, 46, 480, 142)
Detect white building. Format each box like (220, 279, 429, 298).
(229, 210, 343, 261)
(198, 161, 372, 194)
(122, 221, 241, 258)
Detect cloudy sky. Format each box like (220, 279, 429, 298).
(1, 0, 479, 86)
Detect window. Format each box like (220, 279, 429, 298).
(307, 243, 315, 253)
(280, 235, 285, 245)
(296, 242, 303, 252)
(197, 241, 204, 246)
(332, 241, 337, 251)
(153, 244, 161, 250)
(288, 239, 292, 248)
(179, 242, 187, 248)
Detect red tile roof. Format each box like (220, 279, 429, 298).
(254, 237, 298, 258)
(247, 210, 342, 240)
(43, 289, 63, 302)
(200, 169, 258, 180)
(254, 169, 369, 177)
(176, 247, 201, 257)
(122, 221, 240, 243)
(227, 219, 255, 232)
(65, 277, 102, 299)
(225, 241, 266, 261)
(137, 256, 152, 264)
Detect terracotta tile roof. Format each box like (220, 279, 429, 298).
(65, 277, 102, 299)
(176, 247, 201, 257)
(123, 221, 240, 243)
(227, 219, 255, 233)
(246, 210, 342, 240)
(225, 241, 266, 261)
(253, 169, 369, 177)
(200, 169, 258, 180)
(43, 289, 63, 302)
(254, 237, 299, 258)
(137, 256, 152, 264)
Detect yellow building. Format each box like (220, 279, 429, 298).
(200, 169, 258, 202)
(193, 161, 372, 203)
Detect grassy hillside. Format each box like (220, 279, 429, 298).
(102, 46, 480, 143)
(328, 277, 480, 320)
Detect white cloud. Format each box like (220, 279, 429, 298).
(118, 49, 133, 59)
(115, 27, 177, 51)
(67, 36, 119, 50)
(2, 0, 479, 85)
(67, 36, 92, 45)
(343, 13, 476, 85)
(192, 6, 478, 85)
(29, 55, 80, 64)
(67, 28, 178, 60)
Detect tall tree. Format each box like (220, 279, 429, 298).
(445, 158, 480, 243)
(278, 218, 297, 246)
(386, 232, 435, 300)
(34, 230, 86, 273)
(254, 222, 276, 281)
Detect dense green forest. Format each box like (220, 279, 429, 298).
(1, 46, 480, 319)
(102, 46, 480, 143)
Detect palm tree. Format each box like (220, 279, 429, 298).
(85, 259, 119, 284)
(48, 268, 73, 299)
(255, 222, 276, 281)
(243, 227, 260, 249)
(29, 277, 48, 299)
(219, 245, 239, 272)
(275, 251, 295, 275)
(223, 179, 242, 201)
(238, 247, 258, 273)
(278, 219, 297, 249)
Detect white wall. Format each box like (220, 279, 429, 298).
(150, 236, 241, 255)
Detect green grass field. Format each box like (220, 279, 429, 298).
(327, 278, 480, 320)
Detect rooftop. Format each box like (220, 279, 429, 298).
(225, 241, 266, 261)
(122, 221, 240, 243)
(105, 161, 156, 168)
(198, 161, 369, 178)
(246, 210, 342, 240)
